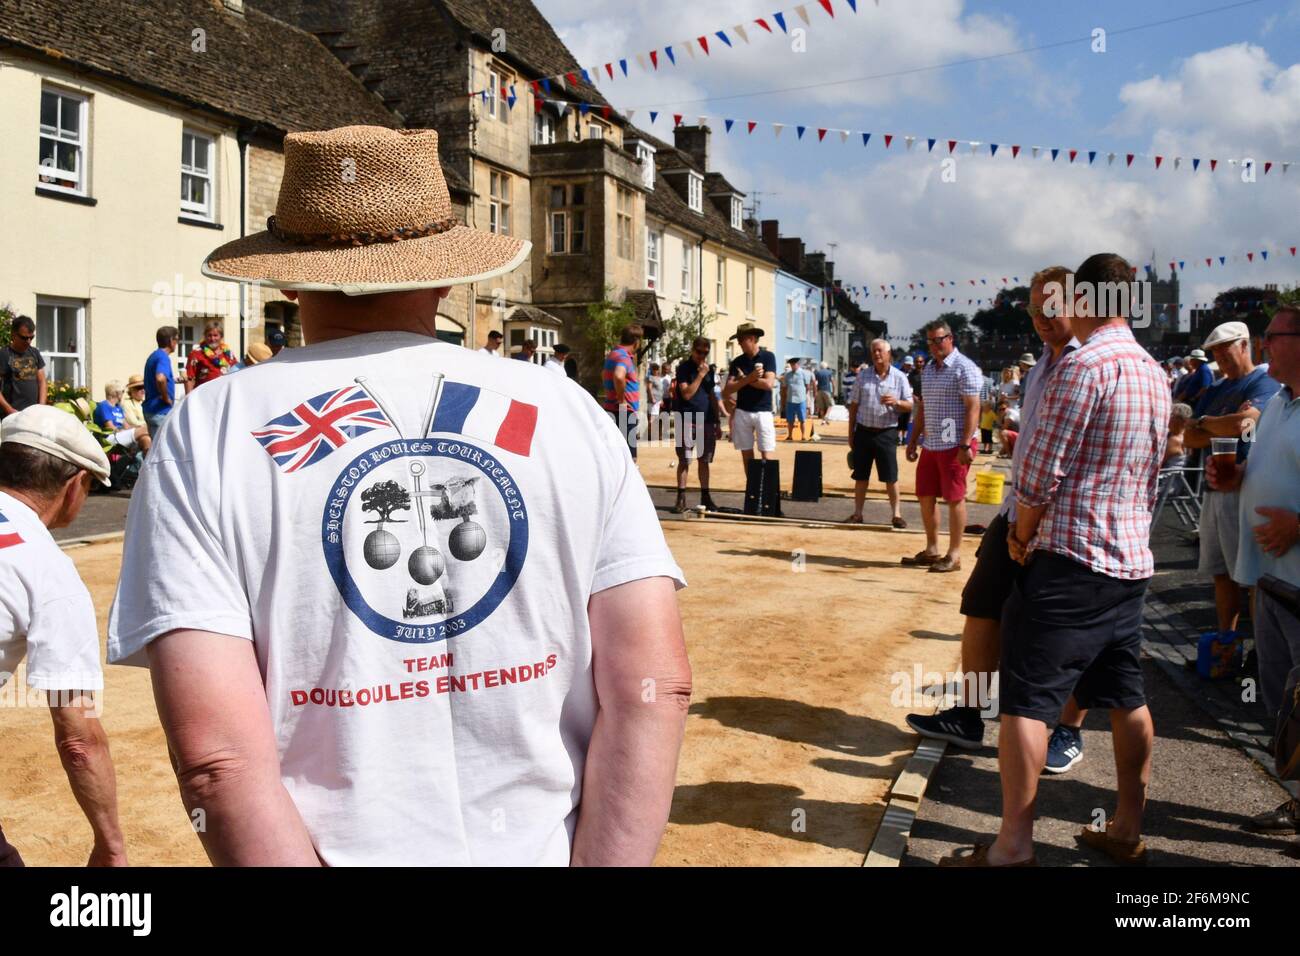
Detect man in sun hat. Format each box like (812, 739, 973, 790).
(721, 322, 777, 467)
(108, 126, 690, 867)
(1174, 347, 1212, 407)
(0, 405, 127, 867)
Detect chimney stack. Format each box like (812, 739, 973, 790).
(761, 220, 780, 257)
(673, 125, 711, 170)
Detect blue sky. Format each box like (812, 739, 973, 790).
(536, 0, 1300, 336)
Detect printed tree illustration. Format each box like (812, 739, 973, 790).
(361, 480, 411, 525)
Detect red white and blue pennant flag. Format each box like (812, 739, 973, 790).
(530, 96, 1295, 180)
(252, 385, 393, 474)
(512, 0, 860, 93)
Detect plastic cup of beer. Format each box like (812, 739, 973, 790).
(879, 387, 896, 407)
(1210, 437, 1238, 473)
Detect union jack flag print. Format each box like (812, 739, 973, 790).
(251, 384, 392, 473)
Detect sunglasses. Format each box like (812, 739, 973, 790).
(926, 334, 952, 345)
(12, 333, 33, 342)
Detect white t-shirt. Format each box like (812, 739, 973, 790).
(109, 331, 685, 866)
(0, 492, 103, 691)
(543, 357, 566, 376)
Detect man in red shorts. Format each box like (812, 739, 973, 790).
(903, 318, 983, 573)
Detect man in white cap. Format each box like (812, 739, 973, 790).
(0, 406, 126, 866)
(108, 126, 689, 867)
(1173, 348, 1212, 407)
(1184, 321, 1280, 639)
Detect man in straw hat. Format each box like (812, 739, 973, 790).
(108, 126, 689, 866)
(0, 406, 127, 866)
(721, 322, 777, 466)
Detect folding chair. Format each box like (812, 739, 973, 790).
(1153, 462, 1203, 533)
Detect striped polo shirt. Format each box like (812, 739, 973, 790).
(602, 346, 639, 413)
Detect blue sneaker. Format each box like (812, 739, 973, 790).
(1044, 724, 1084, 774)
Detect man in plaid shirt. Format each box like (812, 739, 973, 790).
(943, 253, 1170, 868)
(903, 319, 983, 573)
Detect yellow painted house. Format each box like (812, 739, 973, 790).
(633, 126, 778, 366)
(0, 0, 395, 400)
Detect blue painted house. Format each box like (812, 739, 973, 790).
(772, 269, 823, 372)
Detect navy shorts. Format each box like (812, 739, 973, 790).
(851, 425, 899, 483)
(999, 551, 1149, 723)
(959, 512, 1017, 620)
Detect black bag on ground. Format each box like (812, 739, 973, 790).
(744, 459, 782, 517)
(791, 450, 822, 502)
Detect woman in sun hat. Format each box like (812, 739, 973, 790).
(110, 125, 689, 868)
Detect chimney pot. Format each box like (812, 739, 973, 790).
(673, 125, 711, 170)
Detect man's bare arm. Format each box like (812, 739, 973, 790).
(147, 630, 321, 866)
(37, 368, 48, 407)
(572, 576, 691, 866)
(48, 693, 127, 866)
(1184, 405, 1261, 449)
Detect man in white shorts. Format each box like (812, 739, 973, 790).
(722, 323, 777, 468)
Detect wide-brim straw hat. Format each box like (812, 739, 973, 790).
(202, 126, 531, 295)
(729, 322, 765, 340)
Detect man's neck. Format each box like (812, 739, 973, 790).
(0, 487, 56, 528)
(1075, 317, 1127, 341)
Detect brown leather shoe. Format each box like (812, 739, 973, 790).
(1244, 799, 1300, 834)
(892, 516, 908, 529)
(1076, 824, 1147, 866)
(901, 549, 939, 566)
(927, 555, 962, 573)
(939, 843, 1036, 867)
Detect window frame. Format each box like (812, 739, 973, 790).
(716, 256, 727, 309)
(488, 169, 512, 236)
(635, 142, 656, 190)
(687, 172, 703, 213)
(180, 127, 217, 221)
(745, 266, 755, 315)
(486, 69, 500, 120)
(680, 240, 692, 301)
(37, 86, 90, 196)
(616, 186, 634, 260)
(533, 110, 556, 145)
(646, 228, 661, 290)
(731, 196, 743, 230)
(35, 296, 87, 387)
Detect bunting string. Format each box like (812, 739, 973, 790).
(524, 95, 1296, 181)
(831, 243, 1297, 309)
(468, 0, 867, 98)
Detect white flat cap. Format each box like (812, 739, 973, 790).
(1, 405, 112, 487)
(1203, 321, 1250, 350)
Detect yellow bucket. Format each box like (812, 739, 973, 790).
(974, 470, 1005, 505)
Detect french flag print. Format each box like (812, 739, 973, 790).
(0, 509, 23, 549)
(430, 383, 537, 457)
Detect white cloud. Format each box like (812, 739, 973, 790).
(539, 0, 1027, 112)
(1113, 43, 1300, 156)
(532, 4, 1300, 337)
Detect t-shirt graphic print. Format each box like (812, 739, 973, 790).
(108, 332, 684, 866)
